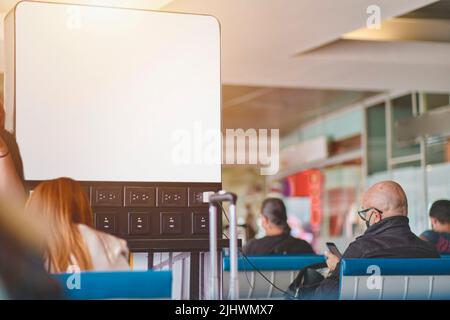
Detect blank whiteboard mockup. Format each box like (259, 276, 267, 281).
(5, 1, 221, 183)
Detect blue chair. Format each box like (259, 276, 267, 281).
(53, 271, 172, 300)
(223, 255, 325, 299)
(339, 258, 450, 300)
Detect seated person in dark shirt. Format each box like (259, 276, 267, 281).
(420, 200, 450, 254)
(314, 181, 439, 300)
(242, 198, 314, 255)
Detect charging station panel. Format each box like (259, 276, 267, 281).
(5, 1, 221, 183)
(26, 180, 221, 240)
(5, 2, 222, 241)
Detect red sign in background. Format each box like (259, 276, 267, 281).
(285, 169, 323, 227)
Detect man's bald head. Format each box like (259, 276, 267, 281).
(362, 181, 408, 218)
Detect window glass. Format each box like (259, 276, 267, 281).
(391, 162, 426, 234)
(392, 95, 420, 158)
(427, 137, 447, 165)
(424, 93, 449, 111)
(366, 103, 387, 175)
(427, 162, 450, 217)
(323, 165, 363, 241)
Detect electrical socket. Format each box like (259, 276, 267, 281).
(128, 212, 150, 235)
(188, 188, 215, 207)
(192, 212, 209, 234)
(125, 187, 156, 207)
(95, 213, 116, 234)
(92, 187, 123, 207)
(159, 187, 187, 207)
(160, 212, 182, 234)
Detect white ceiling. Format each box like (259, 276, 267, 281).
(1, 0, 446, 92)
(165, 0, 436, 56)
(163, 0, 448, 92)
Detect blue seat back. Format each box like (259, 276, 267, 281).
(222, 255, 325, 299)
(53, 271, 172, 300)
(223, 255, 325, 271)
(339, 259, 450, 300)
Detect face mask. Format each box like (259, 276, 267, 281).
(364, 213, 373, 229)
(364, 212, 376, 228)
(358, 207, 383, 229)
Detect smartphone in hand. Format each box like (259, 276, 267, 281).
(326, 242, 343, 259)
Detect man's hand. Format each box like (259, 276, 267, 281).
(324, 251, 340, 271)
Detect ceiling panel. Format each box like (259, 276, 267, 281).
(164, 0, 438, 90)
(222, 85, 377, 136)
(403, 0, 450, 19)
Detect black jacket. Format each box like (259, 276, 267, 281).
(314, 216, 440, 299)
(243, 233, 315, 256)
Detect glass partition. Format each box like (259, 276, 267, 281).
(424, 93, 449, 111)
(391, 94, 420, 158)
(366, 103, 387, 175)
(365, 91, 450, 237)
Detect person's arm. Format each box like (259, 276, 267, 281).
(419, 230, 438, 244)
(0, 135, 26, 207)
(312, 242, 364, 300)
(326, 241, 364, 275)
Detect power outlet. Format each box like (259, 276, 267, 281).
(192, 212, 209, 234)
(125, 187, 156, 207)
(92, 187, 123, 207)
(95, 213, 116, 234)
(188, 188, 214, 207)
(159, 187, 187, 207)
(128, 212, 150, 235)
(160, 212, 182, 234)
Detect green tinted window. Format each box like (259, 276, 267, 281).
(427, 137, 447, 165)
(367, 103, 387, 175)
(424, 93, 449, 111)
(392, 95, 420, 158)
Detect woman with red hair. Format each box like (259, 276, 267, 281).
(25, 177, 129, 273)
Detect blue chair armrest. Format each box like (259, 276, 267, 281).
(53, 271, 172, 300)
(340, 258, 450, 276)
(223, 255, 325, 271)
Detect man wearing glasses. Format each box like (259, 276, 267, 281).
(314, 181, 440, 299)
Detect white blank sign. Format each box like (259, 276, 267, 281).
(6, 1, 221, 183)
